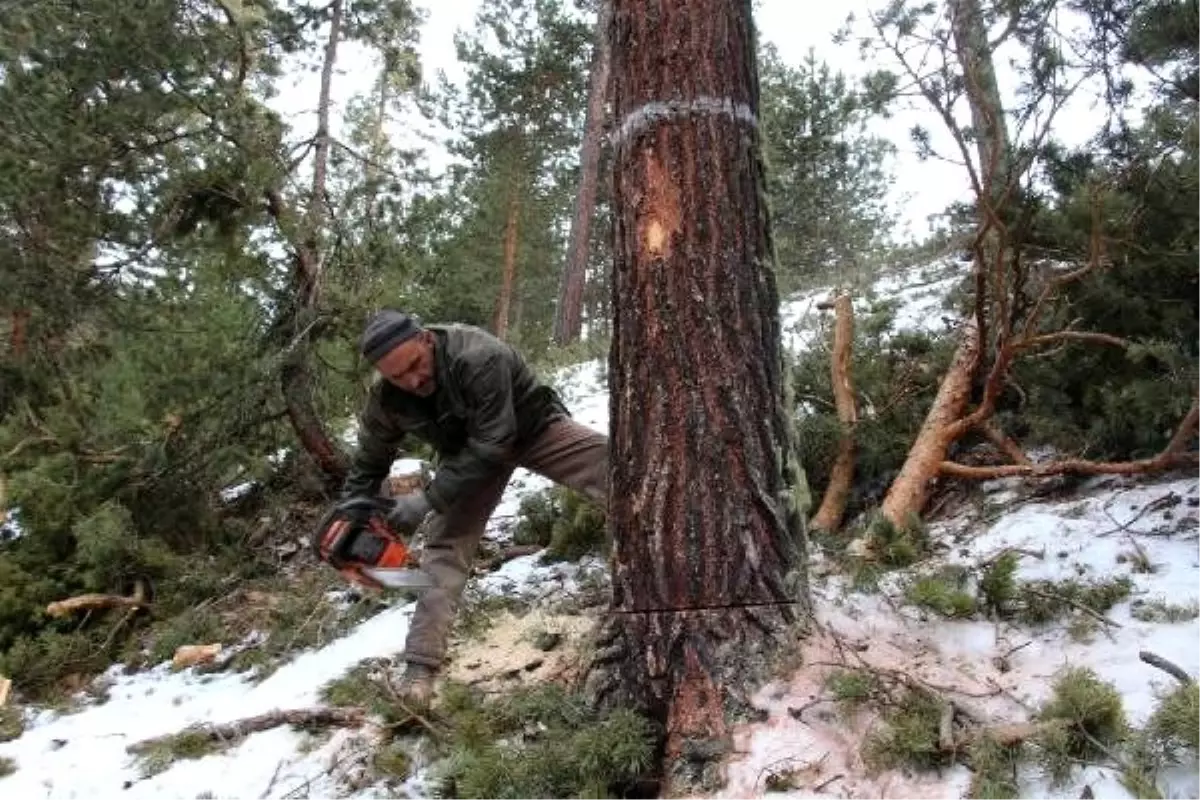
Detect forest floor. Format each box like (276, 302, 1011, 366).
(1, 258, 1196, 799)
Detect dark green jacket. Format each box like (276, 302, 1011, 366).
(341, 324, 567, 511)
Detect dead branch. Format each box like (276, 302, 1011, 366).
(1138, 650, 1194, 686)
(940, 451, 1196, 480)
(127, 707, 365, 753)
(944, 397, 1197, 480)
(46, 580, 149, 618)
(811, 294, 858, 533)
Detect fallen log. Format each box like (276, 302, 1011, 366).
(127, 706, 365, 753)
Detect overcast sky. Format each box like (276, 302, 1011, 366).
(269, 0, 1116, 242)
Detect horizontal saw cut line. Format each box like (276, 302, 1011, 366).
(610, 598, 806, 615)
(612, 96, 758, 146)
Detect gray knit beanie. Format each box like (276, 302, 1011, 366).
(359, 309, 422, 363)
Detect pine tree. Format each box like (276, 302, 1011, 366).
(588, 1, 810, 791)
(759, 45, 895, 292)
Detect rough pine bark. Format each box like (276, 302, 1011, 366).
(493, 191, 520, 340)
(554, 0, 612, 345)
(587, 0, 810, 791)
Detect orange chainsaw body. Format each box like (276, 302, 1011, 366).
(315, 502, 424, 591)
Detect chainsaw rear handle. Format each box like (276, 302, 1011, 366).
(311, 497, 425, 592)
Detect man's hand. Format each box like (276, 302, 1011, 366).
(386, 492, 433, 532)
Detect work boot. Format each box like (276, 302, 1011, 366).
(394, 661, 437, 709)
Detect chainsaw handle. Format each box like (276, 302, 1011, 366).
(334, 495, 395, 517)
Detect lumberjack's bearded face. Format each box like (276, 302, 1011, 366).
(376, 330, 437, 397)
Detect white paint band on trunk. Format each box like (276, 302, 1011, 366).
(612, 96, 758, 146)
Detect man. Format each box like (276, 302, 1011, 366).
(332, 309, 608, 705)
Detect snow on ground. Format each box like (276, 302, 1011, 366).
(2, 257, 1196, 799)
(723, 475, 1200, 799)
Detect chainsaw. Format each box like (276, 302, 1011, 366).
(312, 496, 434, 592)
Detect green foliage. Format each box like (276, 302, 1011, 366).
(1145, 681, 1200, 761)
(759, 44, 896, 292)
(372, 742, 412, 782)
(130, 729, 221, 778)
(978, 553, 1020, 615)
(967, 734, 1022, 799)
(865, 512, 930, 568)
(0, 755, 14, 777)
(0, 627, 115, 701)
(792, 301, 953, 523)
(1034, 667, 1128, 786)
(1014, 577, 1132, 626)
(862, 688, 949, 772)
(145, 607, 226, 667)
(0, 705, 24, 742)
(512, 486, 607, 563)
(434, 681, 655, 799)
(825, 669, 882, 706)
(905, 567, 976, 618)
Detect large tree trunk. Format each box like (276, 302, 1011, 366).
(493, 190, 520, 340)
(553, 0, 612, 345)
(278, 0, 349, 482)
(587, 1, 810, 792)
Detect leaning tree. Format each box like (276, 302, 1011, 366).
(585, 0, 811, 791)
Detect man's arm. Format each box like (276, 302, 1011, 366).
(424, 355, 518, 512)
(340, 390, 406, 499)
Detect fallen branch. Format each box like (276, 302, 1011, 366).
(1139, 650, 1194, 686)
(127, 707, 365, 753)
(940, 452, 1197, 480)
(942, 399, 1198, 481)
(46, 580, 149, 618)
(811, 294, 858, 534)
(1023, 588, 1121, 629)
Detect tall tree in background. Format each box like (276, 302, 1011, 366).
(416, 0, 589, 349)
(759, 45, 895, 292)
(588, 0, 810, 790)
(553, 0, 612, 345)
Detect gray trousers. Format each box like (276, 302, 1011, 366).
(402, 418, 608, 668)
